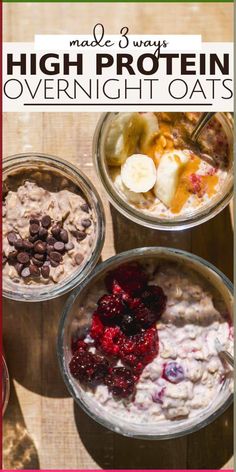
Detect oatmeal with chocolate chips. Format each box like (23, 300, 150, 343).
(3, 181, 96, 285)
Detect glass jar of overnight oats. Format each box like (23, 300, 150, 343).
(93, 112, 233, 230)
(2, 154, 105, 302)
(58, 247, 233, 439)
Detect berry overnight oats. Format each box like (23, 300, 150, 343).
(103, 112, 232, 220)
(68, 258, 233, 427)
(3, 177, 96, 286)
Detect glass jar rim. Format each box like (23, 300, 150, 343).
(57, 246, 233, 439)
(93, 112, 233, 231)
(3, 152, 106, 302)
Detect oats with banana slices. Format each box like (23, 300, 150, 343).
(105, 112, 231, 219)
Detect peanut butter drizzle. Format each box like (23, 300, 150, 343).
(171, 156, 219, 214)
(147, 115, 219, 215)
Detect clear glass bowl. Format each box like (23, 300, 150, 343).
(2, 153, 105, 302)
(57, 247, 233, 439)
(2, 356, 10, 415)
(93, 113, 234, 230)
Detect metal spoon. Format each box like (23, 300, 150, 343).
(215, 337, 234, 368)
(190, 112, 216, 143)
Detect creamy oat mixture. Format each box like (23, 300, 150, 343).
(3, 181, 96, 285)
(71, 262, 233, 424)
(105, 112, 231, 219)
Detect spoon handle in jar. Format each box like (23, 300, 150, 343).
(190, 112, 216, 142)
(215, 338, 234, 368)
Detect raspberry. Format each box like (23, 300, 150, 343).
(112, 280, 132, 303)
(105, 367, 136, 398)
(163, 362, 185, 384)
(90, 314, 104, 344)
(71, 339, 88, 354)
(106, 262, 147, 296)
(141, 285, 167, 320)
(100, 326, 123, 357)
(188, 173, 205, 196)
(97, 294, 126, 324)
(69, 350, 109, 385)
(120, 327, 159, 373)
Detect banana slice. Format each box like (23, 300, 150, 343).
(154, 150, 190, 207)
(105, 113, 143, 166)
(113, 173, 147, 205)
(121, 154, 156, 193)
(139, 113, 159, 152)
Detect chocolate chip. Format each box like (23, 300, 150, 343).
(34, 253, 45, 261)
(41, 265, 50, 278)
(21, 267, 30, 278)
(50, 260, 59, 268)
(34, 241, 47, 254)
(71, 229, 86, 241)
(65, 242, 74, 251)
(47, 236, 56, 245)
(59, 229, 68, 243)
(51, 225, 61, 238)
(17, 252, 30, 265)
(81, 218, 91, 228)
(75, 253, 84, 265)
(29, 264, 40, 277)
(23, 240, 34, 251)
(47, 244, 54, 254)
(41, 215, 52, 229)
(54, 241, 65, 252)
(38, 227, 48, 240)
(7, 232, 18, 245)
(15, 263, 23, 275)
(29, 234, 38, 243)
(77, 231, 87, 241)
(14, 239, 24, 250)
(81, 203, 90, 213)
(30, 223, 40, 235)
(32, 257, 44, 267)
(71, 230, 79, 238)
(30, 218, 40, 225)
(8, 251, 18, 263)
(50, 251, 62, 263)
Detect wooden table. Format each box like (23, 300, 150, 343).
(3, 3, 234, 470)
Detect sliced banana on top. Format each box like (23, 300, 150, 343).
(105, 113, 143, 166)
(113, 174, 147, 205)
(121, 154, 157, 193)
(139, 113, 159, 153)
(154, 150, 190, 207)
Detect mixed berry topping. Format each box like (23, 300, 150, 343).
(105, 367, 136, 398)
(105, 262, 148, 296)
(69, 349, 109, 385)
(97, 294, 126, 324)
(4, 215, 84, 280)
(69, 262, 167, 399)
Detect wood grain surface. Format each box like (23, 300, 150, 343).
(3, 3, 234, 470)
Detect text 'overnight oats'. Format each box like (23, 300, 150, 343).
(69, 261, 233, 424)
(3, 180, 96, 285)
(104, 112, 231, 219)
